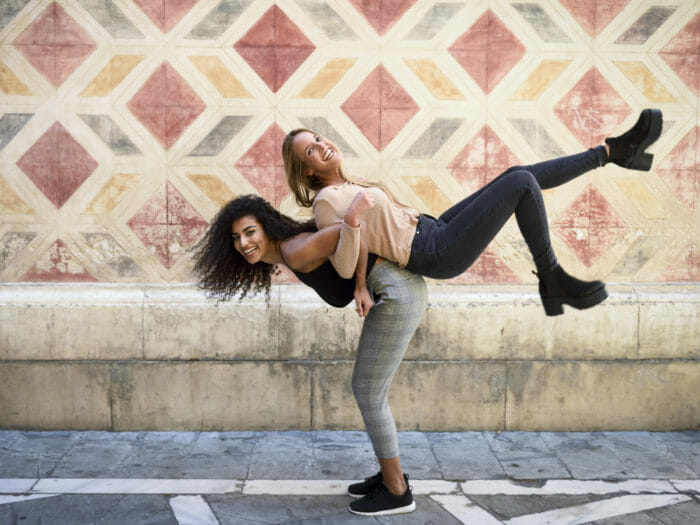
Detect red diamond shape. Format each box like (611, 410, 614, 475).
(449, 249, 520, 284)
(127, 182, 207, 269)
(661, 244, 700, 281)
(13, 2, 96, 87)
(449, 10, 525, 94)
(449, 126, 520, 194)
(660, 13, 700, 95)
(236, 124, 289, 208)
(559, 0, 628, 36)
(22, 239, 97, 282)
(554, 68, 630, 148)
(349, 0, 417, 35)
(656, 126, 699, 210)
(552, 185, 628, 267)
(341, 65, 418, 151)
(16, 122, 98, 208)
(128, 62, 205, 150)
(133, 0, 197, 33)
(234, 6, 315, 93)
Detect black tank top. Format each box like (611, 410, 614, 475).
(290, 254, 377, 308)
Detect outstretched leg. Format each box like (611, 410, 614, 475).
(406, 170, 606, 315)
(439, 108, 662, 225)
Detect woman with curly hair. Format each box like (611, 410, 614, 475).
(192, 194, 426, 516)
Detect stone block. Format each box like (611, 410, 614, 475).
(278, 285, 361, 360)
(506, 361, 700, 431)
(312, 361, 506, 431)
(110, 362, 311, 430)
(424, 286, 638, 360)
(0, 363, 111, 429)
(638, 286, 700, 359)
(422, 286, 537, 360)
(0, 285, 143, 360)
(142, 285, 278, 360)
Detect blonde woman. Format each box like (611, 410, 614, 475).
(283, 109, 662, 316)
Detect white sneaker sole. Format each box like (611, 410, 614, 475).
(348, 501, 416, 516)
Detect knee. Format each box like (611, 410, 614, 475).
(507, 169, 538, 190)
(352, 374, 385, 408)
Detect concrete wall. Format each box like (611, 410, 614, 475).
(1, 283, 698, 431)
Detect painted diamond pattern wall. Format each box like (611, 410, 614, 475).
(0, 0, 698, 284)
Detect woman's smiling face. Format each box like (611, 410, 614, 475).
(291, 131, 342, 179)
(231, 215, 271, 264)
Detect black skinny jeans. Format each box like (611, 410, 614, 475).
(405, 146, 608, 279)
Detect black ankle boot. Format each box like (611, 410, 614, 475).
(605, 109, 662, 171)
(536, 265, 608, 316)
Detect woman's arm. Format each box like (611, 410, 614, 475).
(314, 191, 374, 279)
(281, 224, 343, 272)
(353, 229, 374, 317)
(314, 199, 360, 278)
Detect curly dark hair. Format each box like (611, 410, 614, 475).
(192, 194, 315, 302)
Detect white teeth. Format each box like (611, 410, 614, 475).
(244, 247, 256, 255)
(323, 149, 332, 161)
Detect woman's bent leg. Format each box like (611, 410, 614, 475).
(352, 261, 427, 463)
(408, 170, 556, 278)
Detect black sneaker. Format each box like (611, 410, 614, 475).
(348, 480, 415, 516)
(347, 472, 383, 498)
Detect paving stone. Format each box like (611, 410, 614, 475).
(484, 432, 571, 479)
(311, 431, 376, 479)
(591, 499, 700, 524)
(2, 494, 175, 525)
(426, 432, 506, 479)
(540, 432, 632, 479)
(249, 431, 315, 479)
(0, 431, 79, 477)
(651, 432, 700, 477)
(469, 494, 609, 521)
(602, 432, 697, 478)
(50, 433, 136, 477)
(396, 432, 443, 479)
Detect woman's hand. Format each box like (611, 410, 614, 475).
(353, 283, 374, 317)
(345, 190, 374, 227)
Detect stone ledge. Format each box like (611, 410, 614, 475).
(1, 283, 697, 431)
(0, 360, 697, 431)
(1, 283, 698, 361)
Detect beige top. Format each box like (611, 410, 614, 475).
(313, 182, 419, 278)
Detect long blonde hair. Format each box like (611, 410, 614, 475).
(282, 128, 410, 209)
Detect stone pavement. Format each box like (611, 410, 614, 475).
(0, 430, 698, 524)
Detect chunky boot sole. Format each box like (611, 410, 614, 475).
(542, 285, 608, 316)
(605, 109, 662, 171)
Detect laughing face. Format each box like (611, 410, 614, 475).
(291, 130, 343, 180)
(231, 215, 272, 265)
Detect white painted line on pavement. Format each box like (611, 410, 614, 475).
(671, 479, 700, 494)
(0, 494, 57, 506)
(0, 479, 37, 493)
(242, 479, 461, 495)
(31, 478, 242, 495)
(243, 480, 347, 495)
(432, 495, 503, 524)
(505, 494, 691, 525)
(461, 479, 676, 495)
(170, 495, 219, 525)
(412, 480, 460, 495)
